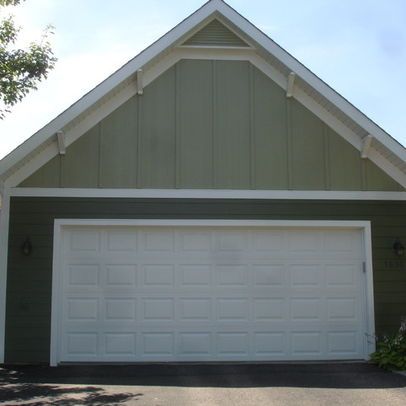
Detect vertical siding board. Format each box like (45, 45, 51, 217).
(99, 96, 138, 187)
(291, 99, 325, 189)
(139, 67, 176, 188)
(178, 60, 214, 188)
(253, 67, 288, 189)
(215, 60, 251, 189)
(61, 125, 100, 187)
(329, 127, 362, 190)
(19, 156, 61, 188)
(323, 125, 330, 190)
(365, 160, 403, 191)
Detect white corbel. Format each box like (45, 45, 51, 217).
(56, 130, 66, 155)
(286, 72, 296, 98)
(136, 69, 143, 95)
(361, 134, 373, 159)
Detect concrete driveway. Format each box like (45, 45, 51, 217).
(0, 363, 405, 405)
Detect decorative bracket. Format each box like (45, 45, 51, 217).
(136, 69, 144, 95)
(286, 72, 296, 98)
(56, 131, 66, 155)
(361, 134, 373, 159)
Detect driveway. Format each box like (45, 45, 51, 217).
(0, 363, 405, 405)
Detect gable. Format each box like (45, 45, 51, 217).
(1, 0, 405, 190)
(182, 19, 250, 47)
(20, 60, 403, 191)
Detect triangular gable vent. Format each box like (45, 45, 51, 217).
(182, 19, 250, 47)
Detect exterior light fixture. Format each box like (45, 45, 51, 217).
(393, 238, 405, 257)
(21, 237, 32, 256)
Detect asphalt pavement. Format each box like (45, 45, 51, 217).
(0, 362, 405, 405)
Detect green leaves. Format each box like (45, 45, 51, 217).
(371, 321, 406, 370)
(0, 0, 56, 119)
(0, 1, 23, 7)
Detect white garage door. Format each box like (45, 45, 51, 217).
(52, 223, 370, 364)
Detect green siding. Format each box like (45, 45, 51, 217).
(253, 67, 288, 189)
(290, 99, 326, 189)
(62, 125, 100, 187)
(5, 197, 406, 363)
(20, 156, 61, 188)
(100, 96, 138, 188)
(177, 60, 213, 188)
(365, 160, 403, 191)
(328, 127, 363, 190)
(139, 67, 176, 188)
(20, 60, 404, 191)
(215, 61, 251, 188)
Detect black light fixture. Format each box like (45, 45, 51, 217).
(21, 237, 32, 256)
(393, 238, 405, 257)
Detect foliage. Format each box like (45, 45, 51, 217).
(370, 318, 406, 370)
(0, 0, 56, 119)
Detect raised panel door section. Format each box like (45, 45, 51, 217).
(58, 226, 366, 362)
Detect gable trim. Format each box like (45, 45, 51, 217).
(9, 187, 406, 201)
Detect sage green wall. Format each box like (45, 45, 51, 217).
(5, 197, 406, 363)
(20, 60, 403, 191)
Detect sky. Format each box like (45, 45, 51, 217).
(0, 0, 405, 160)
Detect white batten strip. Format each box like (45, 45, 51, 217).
(286, 72, 296, 98)
(9, 188, 406, 201)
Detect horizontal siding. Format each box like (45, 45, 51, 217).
(20, 60, 404, 192)
(5, 197, 406, 363)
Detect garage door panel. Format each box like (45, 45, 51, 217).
(106, 265, 137, 286)
(57, 226, 367, 362)
(253, 264, 285, 286)
(180, 264, 212, 286)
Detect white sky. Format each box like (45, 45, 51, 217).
(0, 0, 405, 160)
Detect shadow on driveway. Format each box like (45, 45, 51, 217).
(0, 363, 405, 405)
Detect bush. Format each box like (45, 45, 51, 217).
(370, 318, 406, 370)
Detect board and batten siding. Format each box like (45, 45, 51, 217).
(20, 60, 403, 191)
(5, 197, 406, 363)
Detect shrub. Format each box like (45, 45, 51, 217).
(370, 318, 406, 370)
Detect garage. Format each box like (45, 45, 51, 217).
(50, 220, 373, 365)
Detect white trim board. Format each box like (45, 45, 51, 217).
(0, 0, 405, 186)
(9, 188, 406, 201)
(50, 218, 375, 366)
(0, 188, 10, 364)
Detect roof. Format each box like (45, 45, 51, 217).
(0, 0, 405, 188)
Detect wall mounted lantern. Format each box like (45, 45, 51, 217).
(393, 238, 405, 257)
(21, 237, 32, 256)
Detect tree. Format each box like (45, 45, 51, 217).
(0, 0, 56, 119)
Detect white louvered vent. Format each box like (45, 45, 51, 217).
(183, 19, 250, 47)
